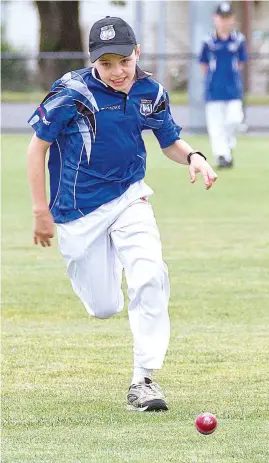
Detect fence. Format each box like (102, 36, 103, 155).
(2, 52, 269, 94)
(1, 52, 269, 133)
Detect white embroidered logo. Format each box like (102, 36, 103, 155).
(100, 25, 115, 41)
(221, 2, 230, 13)
(227, 42, 238, 52)
(42, 115, 51, 126)
(140, 99, 153, 116)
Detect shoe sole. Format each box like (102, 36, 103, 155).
(216, 160, 233, 169)
(216, 155, 233, 169)
(127, 399, 168, 412)
(216, 165, 233, 169)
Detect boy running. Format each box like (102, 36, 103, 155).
(27, 16, 217, 411)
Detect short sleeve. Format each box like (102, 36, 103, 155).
(28, 81, 77, 142)
(199, 41, 210, 64)
(238, 37, 248, 62)
(151, 90, 181, 149)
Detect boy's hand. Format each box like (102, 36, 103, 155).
(33, 208, 54, 247)
(189, 154, 217, 190)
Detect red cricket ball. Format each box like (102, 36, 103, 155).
(195, 413, 218, 435)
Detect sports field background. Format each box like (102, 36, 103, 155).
(2, 134, 269, 462)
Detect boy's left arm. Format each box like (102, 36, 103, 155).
(163, 139, 217, 190)
(151, 87, 216, 189)
(238, 34, 248, 71)
(198, 40, 210, 74)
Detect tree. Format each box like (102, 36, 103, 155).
(35, 1, 84, 89)
(1, 26, 29, 91)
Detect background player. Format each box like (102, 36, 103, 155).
(27, 16, 217, 412)
(199, 2, 248, 168)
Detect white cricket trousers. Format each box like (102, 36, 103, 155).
(56, 180, 170, 370)
(205, 99, 244, 162)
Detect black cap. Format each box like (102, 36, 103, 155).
(215, 2, 233, 17)
(89, 16, 137, 63)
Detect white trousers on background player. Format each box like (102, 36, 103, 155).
(205, 99, 244, 162)
(56, 180, 170, 370)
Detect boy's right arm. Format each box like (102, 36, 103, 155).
(27, 134, 54, 247)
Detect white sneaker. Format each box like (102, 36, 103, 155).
(127, 377, 168, 412)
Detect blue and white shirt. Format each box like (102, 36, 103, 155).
(28, 67, 181, 223)
(199, 30, 248, 102)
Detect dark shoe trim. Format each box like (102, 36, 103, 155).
(141, 399, 168, 412)
(217, 155, 233, 169)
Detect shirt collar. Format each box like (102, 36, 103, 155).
(92, 67, 108, 87)
(214, 28, 235, 41)
(136, 65, 152, 79)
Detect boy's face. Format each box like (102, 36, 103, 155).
(213, 14, 235, 33)
(94, 47, 140, 93)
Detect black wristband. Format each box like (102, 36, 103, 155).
(187, 151, 207, 165)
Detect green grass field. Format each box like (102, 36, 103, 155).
(2, 134, 269, 463)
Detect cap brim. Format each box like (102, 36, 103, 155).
(90, 44, 135, 63)
(217, 11, 233, 16)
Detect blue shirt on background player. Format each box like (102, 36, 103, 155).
(199, 29, 248, 102)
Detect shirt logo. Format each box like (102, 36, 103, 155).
(101, 105, 121, 110)
(228, 43, 238, 52)
(140, 99, 153, 116)
(100, 25, 115, 41)
(220, 2, 230, 13)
